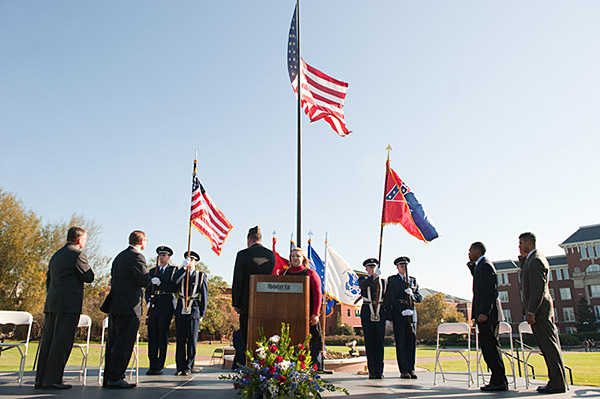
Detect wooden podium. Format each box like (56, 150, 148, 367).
(247, 275, 310, 355)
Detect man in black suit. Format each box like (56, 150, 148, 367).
(519, 232, 566, 394)
(468, 241, 508, 392)
(35, 226, 94, 390)
(103, 230, 151, 389)
(172, 250, 208, 376)
(231, 226, 275, 367)
(384, 256, 422, 379)
(144, 246, 177, 376)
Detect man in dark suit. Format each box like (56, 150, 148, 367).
(359, 258, 387, 380)
(144, 246, 177, 376)
(103, 230, 151, 389)
(231, 226, 275, 367)
(384, 256, 422, 379)
(519, 232, 566, 394)
(468, 241, 508, 392)
(172, 250, 208, 376)
(35, 226, 94, 390)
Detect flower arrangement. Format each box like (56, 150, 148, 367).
(220, 323, 349, 398)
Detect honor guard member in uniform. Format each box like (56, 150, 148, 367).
(172, 251, 208, 376)
(359, 258, 387, 380)
(145, 246, 177, 375)
(385, 256, 422, 379)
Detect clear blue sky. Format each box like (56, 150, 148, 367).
(1, 1, 599, 300)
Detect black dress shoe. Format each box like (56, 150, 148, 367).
(368, 374, 375, 379)
(42, 383, 72, 390)
(374, 374, 384, 379)
(174, 370, 183, 376)
(481, 383, 508, 392)
(410, 372, 418, 379)
(400, 372, 411, 379)
(106, 379, 136, 389)
(34, 382, 43, 389)
(146, 369, 163, 375)
(537, 386, 565, 394)
(181, 369, 190, 376)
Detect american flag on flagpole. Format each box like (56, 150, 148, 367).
(287, 6, 351, 137)
(190, 169, 233, 256)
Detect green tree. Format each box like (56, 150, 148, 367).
(415, 292, 466, 343)
(199, 263, 237, 342)
(577, 297, 598, 333)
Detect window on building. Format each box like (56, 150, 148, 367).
(566, 327, 577, 334)
(587, 264, 600, 275)
(355, 310, 360, 317)
(559, 287, 572, 300)
(549, 288, 555, 300)
(498, 291, 509, 303)
(556, 269, 563, 281)
(590, 285, 600, 298)
(563, 268, 569, 279)
(503, 309, 512, 323)
(563, 307, 575, 322)
(548, 270, 553, 281)
(596, 244, 600, 259)
(582, 246, 588, 259)
(347, 309, 350, 317)
(594, 305, 600, 319)
(589, 245, 596, 259)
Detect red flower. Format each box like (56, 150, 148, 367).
(269, 345, 278, 353)
(298, 344, 305, 350)
(274, 356, 284, 363)
(268, 366, 276, 375)
(277, 375, 286, 382)
(298, 353, 306, 361)
(258, 359, 265, 366)
(313, 364, 318, 371)
(300, 361, 306, 369)
(234, 383, 240, 390)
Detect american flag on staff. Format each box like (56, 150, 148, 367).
(287, 6, 351, 137)
(190, 168, 233, 256)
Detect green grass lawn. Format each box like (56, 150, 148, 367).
(2, 341, 598, 387)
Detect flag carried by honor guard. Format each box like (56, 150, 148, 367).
(324, 243, 360, 308)
(382, 160, 439, 243)
(190, 166, 233, 256)
(288, 6, 351, 136)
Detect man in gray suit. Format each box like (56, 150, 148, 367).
(519, 232, 566, 394)
(103, 230, 151, 389)
(35, 226, 94, 390)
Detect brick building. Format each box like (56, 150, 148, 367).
(495, 224, 600, 334)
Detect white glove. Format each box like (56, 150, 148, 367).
(147, 302, 151, 309)
(404, 288, 412, 295)
(402, 309, 414, 317)
(374, 268, 381, 277)
(151, 277, 161, 286)
(183, 257, 191, 267)
(385, 320, 391, 327)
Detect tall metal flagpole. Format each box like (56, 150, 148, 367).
(377, 145, 392, 267)
(185, 152, 198, 312)
(295, 0, 303, 248)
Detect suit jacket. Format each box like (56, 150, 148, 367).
(231, 243, 275, 314)
(358, 275, 387, 319)
(520, 250, 553, 319)
(384, 274, 422, 321)
(145, 265, 178, 316)
(173, 268, 208, 320)
(44, 243, 95, 314)
(108, 246, 151, 319)
(469, 256, 499, 322)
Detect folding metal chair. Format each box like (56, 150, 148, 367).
(63, 314, 92, 385)
(98, 316, 139, 385)
(0, 311, 33, 386)
(475, 321, 517, 388)
(518, 321, 569, 391)
(433, 322, 473, 386)
(210, 348, 224, 366)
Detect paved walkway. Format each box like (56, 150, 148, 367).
(0, 362, 598, 399)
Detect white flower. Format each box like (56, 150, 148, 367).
(255, 347, 266, 359)
(280, 360, 291, 370)
(268, 335, 281, 344)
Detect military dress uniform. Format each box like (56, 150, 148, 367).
(358, 258, 387, 380)
(145, 246, 177, 375)
(384, 256, 422, 379)
(172, 251, 208, 375)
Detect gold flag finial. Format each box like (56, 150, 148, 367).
(386, 144, 392, 160)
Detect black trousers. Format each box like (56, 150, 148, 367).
(147, 310, 172, 371)
(175, 316, 199, 372)
(234, 313, 249, 368)
(361, 305, 385, 377)
(477, 320, 507, 386)
(392, 316, 416, 374)
(532, 317, 566, 389)
(104, 314, 139, 383)
(35, 313, 79, 386)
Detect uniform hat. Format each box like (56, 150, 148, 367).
(184, 250, 200, 262)
(394, 256, 410, 266)
(363, 258, 379, 268)
(156, 246, 173, 256)
(248, 226, 261, 236)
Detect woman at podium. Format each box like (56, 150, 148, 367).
(282, 247, 323, 369)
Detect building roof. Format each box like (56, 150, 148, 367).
(494, 259, 519, 271)
(547, 254, 568, 267)
(560, 224, 600, 246)
(420, 287, 471, 303)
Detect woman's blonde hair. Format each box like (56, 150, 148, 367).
(290, 247, 310, 268)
